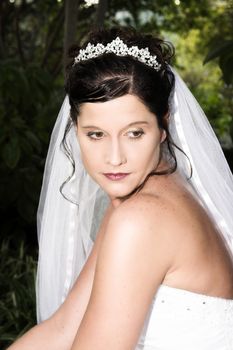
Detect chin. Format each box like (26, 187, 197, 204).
(101, 182, 137, 199)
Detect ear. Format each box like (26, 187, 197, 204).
(160, 112, 169, 143)
(160, 129, 167, 143)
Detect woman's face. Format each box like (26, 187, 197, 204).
(77, 94, 165, 200)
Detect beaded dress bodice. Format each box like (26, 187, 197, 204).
(136, 284, 233, 350)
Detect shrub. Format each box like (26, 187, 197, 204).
(0, 239, 37, 349)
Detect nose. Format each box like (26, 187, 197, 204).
(105, 139, 126, 166)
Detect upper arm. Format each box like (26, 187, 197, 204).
(6, 203, 114, 350)
(71, 198, 174, 350)
(47, 203, 113, 348)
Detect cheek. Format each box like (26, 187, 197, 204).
(76, 135, 90, 165)
(136, 137, 161, 165)
(77, 138, 102, 172)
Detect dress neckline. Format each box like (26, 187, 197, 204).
(157, 284, 233, 302)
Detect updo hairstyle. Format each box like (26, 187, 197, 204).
(64, 27, 179, 193)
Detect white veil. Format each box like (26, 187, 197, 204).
(36, 69, 233, 323)
(170, 70, 233, 250)
(36, 96, 108, 322)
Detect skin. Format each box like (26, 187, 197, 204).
(76, 94, 166, 201)
(7, 94, 233, 350)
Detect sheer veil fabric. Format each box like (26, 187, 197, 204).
(36, 68, 233, 323)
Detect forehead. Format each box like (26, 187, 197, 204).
(78, 94, 157, 128)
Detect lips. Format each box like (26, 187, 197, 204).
(103, 173, 129, 181)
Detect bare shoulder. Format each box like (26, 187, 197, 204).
(101, 192, 180, 271)
(96, 191, 180, 281)
(108, 191, 183, 241)
(105, 178, 212, 256)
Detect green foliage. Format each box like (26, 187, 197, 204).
(204, 40, 233, 85)
(107, 0, 213, 32)
(0, 239, 37, 348)
(203, 1, 233, 85)
(0, 58, 63, 241)
(166, 29, 232, 148)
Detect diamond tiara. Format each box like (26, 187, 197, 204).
(74, 37, 162, 71)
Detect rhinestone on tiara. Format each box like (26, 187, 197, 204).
(74, 37, 162, 71)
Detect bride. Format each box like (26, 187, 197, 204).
(8, 27, 233, 350)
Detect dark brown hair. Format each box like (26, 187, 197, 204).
(63, 27, 186, 198)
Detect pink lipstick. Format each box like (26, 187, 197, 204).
(103, 173, 129, 181)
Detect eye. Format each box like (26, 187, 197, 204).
(86, 131, 104, 140)
(127, 129, 145, 139)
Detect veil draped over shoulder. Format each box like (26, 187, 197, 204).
(36, 68, 233, 323)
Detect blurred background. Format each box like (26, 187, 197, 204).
(0, 0, 232, 346)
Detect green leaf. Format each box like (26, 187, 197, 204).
(219, 52, 233, 85)
(25, 131, 42, 153)
(2, 139, 21, 169)
(204, 40, 233, 64)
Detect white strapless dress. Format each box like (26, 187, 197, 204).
(136, 285, 233, 350)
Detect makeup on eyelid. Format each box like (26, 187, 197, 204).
(86, 128, 145, 140)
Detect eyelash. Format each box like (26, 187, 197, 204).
(86, 131, 104, 140)
(127, 130, 145, 139)
(86, 129, 145, 141)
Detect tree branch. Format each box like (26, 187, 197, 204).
(15, 5, 25, 65)
(63, 0, 80, 69)
(94, 0, 108, 29)
(0, 0, 5, 58)
(41, 4, 64, 69)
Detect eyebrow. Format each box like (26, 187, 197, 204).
(81, 121, 149, 129)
